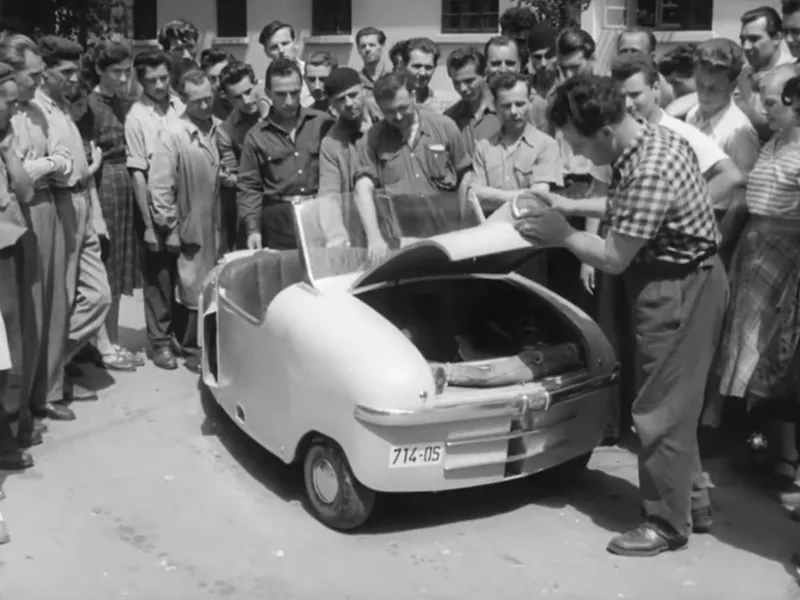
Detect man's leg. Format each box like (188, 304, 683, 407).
(140, 241, 178, 369)
(608, 257, 728, 556)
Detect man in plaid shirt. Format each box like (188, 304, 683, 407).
(513, 75, 729, 557)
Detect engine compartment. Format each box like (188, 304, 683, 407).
(356, 277, 587, 384)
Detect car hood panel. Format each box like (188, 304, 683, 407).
(351, 220, 540, 290)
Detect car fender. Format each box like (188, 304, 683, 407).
(265, 284, 435, 470)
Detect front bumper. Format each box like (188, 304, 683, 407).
(353, 369, 619, 428)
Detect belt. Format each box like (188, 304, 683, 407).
(265, 194, 315, 204)
(55, 181, 89, 193)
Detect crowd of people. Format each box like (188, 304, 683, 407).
(0, 0, 799, 560)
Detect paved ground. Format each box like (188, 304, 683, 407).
(1, 293, 800, 600)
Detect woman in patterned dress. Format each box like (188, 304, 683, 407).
(73, 39, 142, 370)
(716, 65, 800, 491)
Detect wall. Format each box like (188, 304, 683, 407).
(144, 0, 516, 97)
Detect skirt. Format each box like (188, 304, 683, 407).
(98, 161, 140, 297)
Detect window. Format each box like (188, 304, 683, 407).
(442, 0, 500, 34)
(217, 0, 248, 38)
(133, 0, 158, 40)
(312, 0, 352, 35)
(635, 0, 712, 31)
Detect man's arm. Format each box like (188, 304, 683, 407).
(87, 177, 107, 238)
(530, 135, 564, 189)
(215, 125, 238, 189)
(148, 130, 179, 234)
(726, 126, 760, 176)
(563, 229, 647, 275)
(468, 142, 519, 208)
(704, 158, 745, 211)
(236, 133, 266, 239)
(0, 136, 34, 206)
(125, 113, 155, 231)
(353, 132, 385, 246)
(665, 92, 698, 120)
(316, 138, 350, 245)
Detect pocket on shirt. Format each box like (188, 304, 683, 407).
(423, 144, 457, 190)
(513, 165, 534, 189)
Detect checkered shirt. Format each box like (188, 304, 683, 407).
(605, 121, 720, 265)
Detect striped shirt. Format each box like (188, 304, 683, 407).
(745, 135, 800, 220)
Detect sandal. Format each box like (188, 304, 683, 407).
(99, 349, 138, 372)
(114, 345, 145, 367)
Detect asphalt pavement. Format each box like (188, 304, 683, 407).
(0, 293, 799, 600)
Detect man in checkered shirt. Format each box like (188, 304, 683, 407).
(512, 75, 729, 557)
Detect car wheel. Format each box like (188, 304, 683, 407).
(303, 439, 376, 531)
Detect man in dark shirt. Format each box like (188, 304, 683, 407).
(200, 48, 234, 120)
(444, 46, 500, 153)
(237, 58, 334, 250)
(354, 71, 471, 263)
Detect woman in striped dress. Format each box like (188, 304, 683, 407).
(717, 65, 800, 488)
(75, 40, 142, 369)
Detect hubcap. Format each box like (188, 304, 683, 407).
(311, 458, 339, 504)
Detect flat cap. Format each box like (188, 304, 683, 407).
(38, 35, 83, 66)
(324, 67, 361, 98)
(0, 62, 15, 85)
(527, 21, 558, 53)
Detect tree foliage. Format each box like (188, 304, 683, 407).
(514, 0, 593, 31)
(0, 0, 131, 45)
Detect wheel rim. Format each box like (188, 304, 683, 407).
(311, 458, 339, 505)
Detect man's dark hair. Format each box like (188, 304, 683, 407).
(38, 36, 83, 68)
(219, 60, 256, 92)
(617, 28, 658, 54)
(199, 48, 231, 71)
(549, 74, 626, 137)
(783, 0, 800, 16)
(176, 68, 209, 96)
(373, 71, 413, 104)
(742, 6, 783, 36)
(401, 37, 440, 66)
(610, 50, 659, 86)
(306, 50, 338, 70)
(658, 44, 697, 78)
(157, 19, 199, 52)
(556, 28, 596, 59)
(446, 46, 486, 76)
(133, 48, 171, 80)
(484, 35, 521, 62)
(499, 6, 538, 50)
(264, 56, 301, 88)
(355, 26, 386, 46)
(258, 21, 296, 46)
(488, 71, 530, 99)
(389, 39, 408, 71)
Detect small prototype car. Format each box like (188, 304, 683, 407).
(199, 192, 618, 531)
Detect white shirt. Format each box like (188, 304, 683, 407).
(0, 312, 10, 371)
(686, 100, 760, 175)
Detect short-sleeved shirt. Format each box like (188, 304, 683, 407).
(237, 107, 335, 235)
(745, 136, 800, 221)
(605, 121, 719, 265)
(124, 93, 185, 173)
(444, 94, 502, 153)
(686, 100, 760, 175)
(354, 108, 471, 197)
(737, 44, 796, 117)
(360, 61, 391, 91)
(471, 124, 563, 190)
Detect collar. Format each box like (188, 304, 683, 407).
(140, 91, 182, 113)
(335, 112, 373, 141)
(692, 98, 735, 128)
(749, 44, 796, 75)
(612, 118, 651, 172)
(489, 123, 540, 147)
(228, 106, 261, 127)
(361, 60, 389, 83)
(180, 113, 220, 138)
(34, 88, 62, 114)
(263, 106, 316, 133)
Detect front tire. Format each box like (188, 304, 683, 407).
(303, 438, 376, 531)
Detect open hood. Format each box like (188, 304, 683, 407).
(351, 220, 543, 291)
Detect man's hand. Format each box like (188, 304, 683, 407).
(165, 230, 181, 253)
(514, 209, 572, 248)
(580, 263, 596, 294)
(516, 189, 573, 215)
(88, 141, 103, 177)
(246, 232, 263, 250)
(143, 227, 161, 253)
(367, 237, 390, 264)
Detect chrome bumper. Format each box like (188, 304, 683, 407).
(353, 369, 619, 427)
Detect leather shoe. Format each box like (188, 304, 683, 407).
(66, 384, 98, 402)
(692, 506, 713, 534)
(17, 428, 43, 448)
(152, 346, 178, 370)
(184, 354, 201, 374)
(34, 402, 76, 421)
(0, 450, 34, 470)
(606, 523, 688, 557)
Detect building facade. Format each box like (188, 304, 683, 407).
(131, 0, 768, 93)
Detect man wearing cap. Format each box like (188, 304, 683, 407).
(0, 60, 41, 466)
(36, 35, 111, 419)
(318, 67, 382, 247)
(0, 34, 71, 435)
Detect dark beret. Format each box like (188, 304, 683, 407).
(0, 62, 14, 85)
(323, 67, 362, 98)
(38, 35, 84, 66)
(528, 21, 558, 53)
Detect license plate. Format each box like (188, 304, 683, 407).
(389, 444, 444, 468)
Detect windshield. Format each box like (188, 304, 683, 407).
(294, 187, 487, 283)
